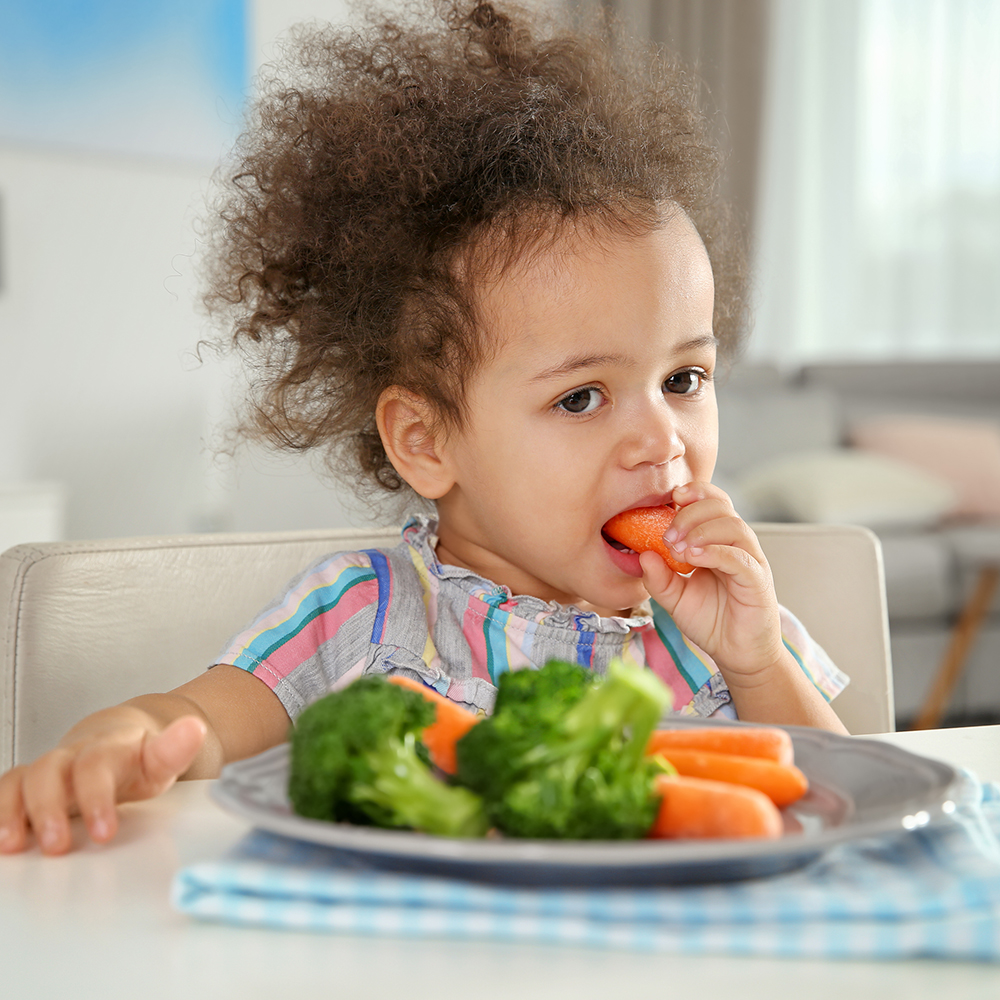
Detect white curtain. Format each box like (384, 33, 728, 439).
(752, 0, 1000, 362)
(601, 0, 770, 237)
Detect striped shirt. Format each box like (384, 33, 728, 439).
(215, 516, 849, 719)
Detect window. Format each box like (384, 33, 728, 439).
(752, 0, 1000, 361)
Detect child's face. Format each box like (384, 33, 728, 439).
(433, 209, 718, 616)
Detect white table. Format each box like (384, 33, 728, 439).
(3, 727, 1000, 999)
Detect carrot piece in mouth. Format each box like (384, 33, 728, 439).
(603, 506, 695, 575)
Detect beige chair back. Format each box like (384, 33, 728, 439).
(754, 523, 894, 735)
(0, 522, 893, 769)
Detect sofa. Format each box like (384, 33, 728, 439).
(715, 359, 1000, 728)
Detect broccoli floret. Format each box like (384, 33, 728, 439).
(492, 658, 595, 717)
(350, 730, 489, 838)
(288, 675, 488, 837)
(455, 659, 672, 839)
(454, 659, 594, 803)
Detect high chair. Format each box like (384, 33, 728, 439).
(0, 522, 893, 770)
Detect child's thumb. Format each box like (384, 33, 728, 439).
(639, 549, 679, 606)
(142, 716, 207, 785)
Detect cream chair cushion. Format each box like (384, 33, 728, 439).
(753, 523, 894, 736)
(0, 522, 893, 769)
(0, 529, 398, 770)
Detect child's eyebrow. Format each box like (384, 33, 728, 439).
(528, 336, 717, 383)
(529, 353, 634, 383)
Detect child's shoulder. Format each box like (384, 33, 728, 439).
(294, 545, 390, 587)
(286, 523, 432, 609)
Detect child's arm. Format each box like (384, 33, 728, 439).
(640, 482, 848, 734)
(0, 666, 290, 855)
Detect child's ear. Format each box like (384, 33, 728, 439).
(376, 387, 456, 500)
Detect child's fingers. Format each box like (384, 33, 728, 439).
(640, 537, 761, 597)
(670, 481, 733, 511)
(137, 716, 207, 793)
(19, 751, 76, 855)
(669, 513, 767, 567)
(665, 485, 766, 566)
(70, 748, 125, 844)
(1, 718, 207, 854)
(667, 493, 742, 539)
(665, 500, 736, 545)
(56, 717, 206, 844)
(0, 767, 30, 853)
(670, 538, 765, 591)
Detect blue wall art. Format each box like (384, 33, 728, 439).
(0, 0, 248, 163)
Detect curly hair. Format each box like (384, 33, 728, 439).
(204, 0, 747, 501)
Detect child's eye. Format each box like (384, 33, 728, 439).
(663, 368, 709, 395)
(556, 387, 604, 414)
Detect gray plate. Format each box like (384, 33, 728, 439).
(211, 719, 962, 886)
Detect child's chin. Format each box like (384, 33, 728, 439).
(578, 561, 650, 617)
(584, 581, 651, 619)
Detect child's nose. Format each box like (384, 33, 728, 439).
(619, 402, 685, 469)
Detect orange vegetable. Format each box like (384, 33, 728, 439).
(386, 674, 480, 774)
(649, 774, 784, 839)
(652, 747, 808, 808)
(602, 506, 695, 575)
(646, 726, 795, 767)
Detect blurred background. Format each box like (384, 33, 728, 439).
(1, 0, 998, 726)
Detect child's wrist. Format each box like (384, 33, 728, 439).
(714, 645, 797, 691)
(720, 649, 848, 733)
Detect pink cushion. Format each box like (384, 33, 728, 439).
(850, 415, 1000, 519)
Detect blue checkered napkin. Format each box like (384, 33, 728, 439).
(172, 774, 1000, 961)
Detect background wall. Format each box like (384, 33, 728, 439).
(2, 1, 997, 730)
(1, 0, 997, 550)
(0, 0, 369, 546)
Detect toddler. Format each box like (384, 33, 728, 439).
(0, 0, 848, 856)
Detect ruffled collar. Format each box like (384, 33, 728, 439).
(401, 514, 651, 635)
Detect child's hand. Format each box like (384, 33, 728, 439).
(0, 709, 206, 855)
(0, 666, 291, 854)
(639, 482, 848, 732)
(639, 482, 786, 681)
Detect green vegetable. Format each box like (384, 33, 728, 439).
(455, 658, 672, 839)
(288, 675, 489, 837)
(289, 660, 672, 842)
(454, 658, 594, 804)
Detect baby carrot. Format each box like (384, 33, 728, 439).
(602, 506, 694, 575)
(386, 674, 480, 775)
(649, 774, 784, 840)
(646, 726, 795, 767)
(653, 747, 809, 807)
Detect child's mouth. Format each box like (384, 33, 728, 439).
(601, 500, 677, 577)
(601, 528, 644, 577)
(601, 530, 634, 554)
